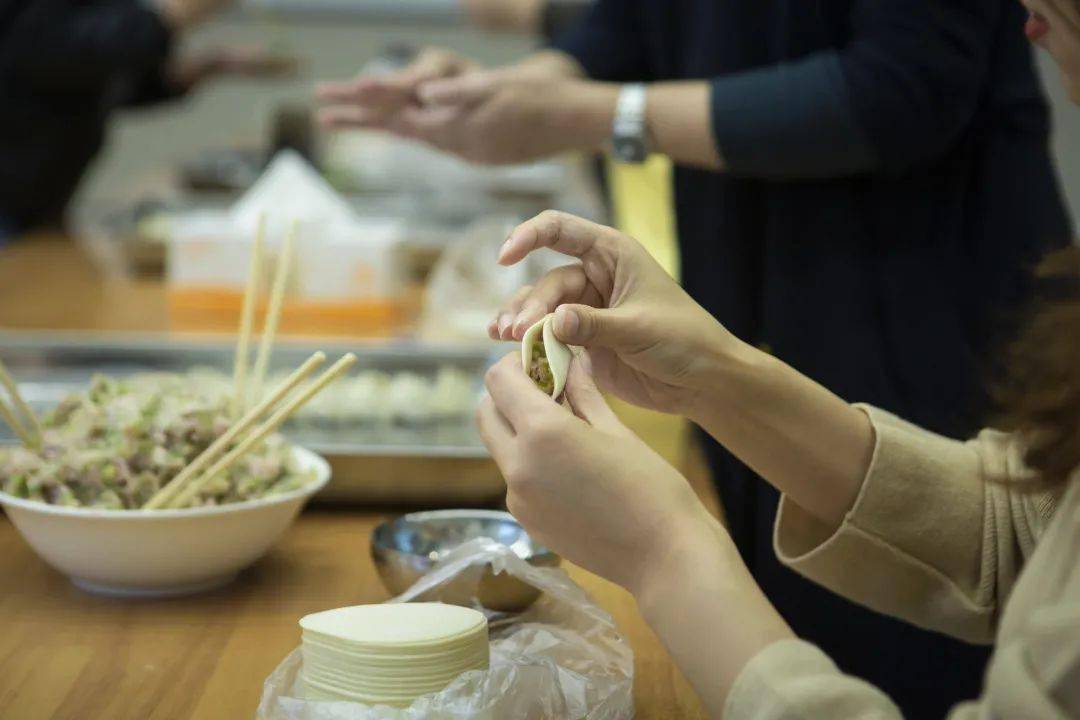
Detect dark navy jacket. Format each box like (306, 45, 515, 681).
(554, 0, 1070, 715)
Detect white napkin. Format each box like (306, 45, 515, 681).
(231, 150, 356, 236)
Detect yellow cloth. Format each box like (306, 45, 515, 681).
(604, 155, 687, 468)
(606, 155, 679, 280)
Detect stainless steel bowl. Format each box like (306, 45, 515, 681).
(371, 509, 559, 612)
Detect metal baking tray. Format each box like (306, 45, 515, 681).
(0, 331, 507, 506)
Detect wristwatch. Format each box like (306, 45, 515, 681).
(611, 84, 650, 163)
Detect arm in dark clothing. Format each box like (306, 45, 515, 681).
(709, 53, 877, 177)
(713, 0, 1004, 178)
(539, 0, 590, 44)
(556, 0, 1004, 179)
(2, 0, 173, 98)
(549, 0, 648, 82)
(125, 63, 187, 106)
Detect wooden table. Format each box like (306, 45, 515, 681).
(0, 237, 711, 719)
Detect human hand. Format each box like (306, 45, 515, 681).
(1020, 0, 1080, 99)
(315, 47, 479, 132)
(489, 211, 747, 416)
(318, 61, 614, 164)
(477, 353, 721, 594)
(168, 46, 297, 90)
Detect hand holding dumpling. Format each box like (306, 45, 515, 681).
(491, 211, 753, 418)
(477, 352, 727, 595)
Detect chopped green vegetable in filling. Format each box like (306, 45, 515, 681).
(0, 373, 313, 509)
(528, 344, 554, 395)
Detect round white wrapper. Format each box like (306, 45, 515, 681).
(300, 603, 486, 646)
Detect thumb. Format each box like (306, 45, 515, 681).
(563, 357, 622, 429)
(552, 304, 641, 350)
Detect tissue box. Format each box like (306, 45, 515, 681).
(167, 212, 412, 336)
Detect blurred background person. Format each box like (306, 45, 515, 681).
(0, 0, 291, 242)
(459, 0, 678, 280)
(315, 0, 1072, 716)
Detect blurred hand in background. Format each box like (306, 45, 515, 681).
(168, 45, 298, 93)
(319, 64, 611, 164)
(315, 48, 480, 130)
(315, 41, 611, 165)
(315, 37, 716, 169)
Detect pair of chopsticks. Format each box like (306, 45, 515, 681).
(144, 216, 356, 510)
(143, 350, 356, 510)
(232, 214, 296, 418)
(0, 360, 42, 450)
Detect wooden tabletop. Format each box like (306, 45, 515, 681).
(0, 236, 169, 332)
(0, 237, 710, 719)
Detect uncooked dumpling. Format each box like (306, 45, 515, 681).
(520, 313, 571, 399)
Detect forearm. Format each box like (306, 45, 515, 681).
(543, 79, 724, 169)
(647, 81, 723, 169)
(633, 510, 793, 718)
(688, 338, 874, 530)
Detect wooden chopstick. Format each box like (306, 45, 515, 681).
(143, 351, 327, 510)
(0, 360, 41, 448)
(249, 220, 297, 407)
(167, 353, 356, 509)
(231, 213, 267, 418)
(0, 398, 33, 447)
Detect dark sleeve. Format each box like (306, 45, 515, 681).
(548, 0, 650, 82)
(711, 0, 1003, 178)
(125, 66, 187, 107)
(3, 0, 174, 97)
(539, 0, 590, 43)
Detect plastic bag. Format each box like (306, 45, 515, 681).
(417, 216, 576, 343)
(258, 538, 635, 720)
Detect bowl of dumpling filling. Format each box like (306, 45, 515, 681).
(0, 374, 330, 598)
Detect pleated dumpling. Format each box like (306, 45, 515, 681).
(520, 313, 572, 399)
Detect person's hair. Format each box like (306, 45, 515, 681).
(994, 246, 1080, 491)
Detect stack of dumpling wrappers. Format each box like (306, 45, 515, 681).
(299, 603, 490, 706)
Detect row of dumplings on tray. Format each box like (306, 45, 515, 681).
(190, 366, 479, 426)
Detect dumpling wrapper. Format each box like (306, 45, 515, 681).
(299, 602, 486, 647)
(520, 313, 572, 399)
(299, 602, 489, 706)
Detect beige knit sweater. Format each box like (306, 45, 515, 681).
(724, 405, 1080, 719)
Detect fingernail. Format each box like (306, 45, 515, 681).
(497, 237, 513, 262)
(556, 307, 578, 338)
(497, 313, 513, 335)
(512, 313, 530, 337)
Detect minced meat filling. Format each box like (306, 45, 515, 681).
(528, 344, 554, 395)
(0, 374, 312, 509)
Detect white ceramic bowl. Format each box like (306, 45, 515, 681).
(0, 447, 329, 598)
